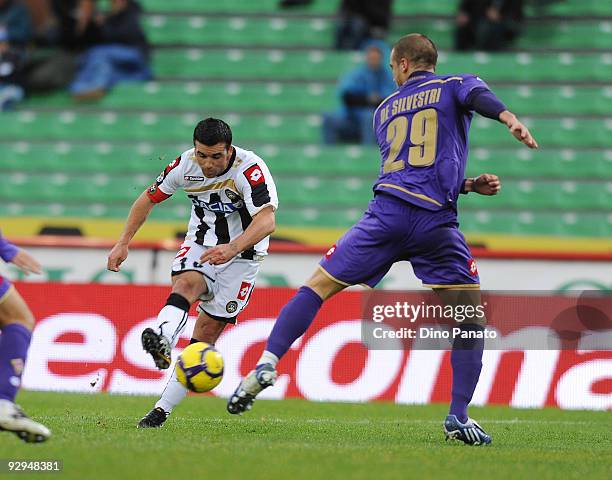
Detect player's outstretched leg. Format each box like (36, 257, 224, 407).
(141, 293, 191, 370)
(227, 286, 323, 414)
(0, 286, 51, 443)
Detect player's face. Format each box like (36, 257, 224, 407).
(365, 47, 383, 70)
(194, 141, 232, 178)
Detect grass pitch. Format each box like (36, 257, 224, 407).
(1, 391, 610, 480)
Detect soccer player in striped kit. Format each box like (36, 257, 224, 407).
(107, 118, 278, 427)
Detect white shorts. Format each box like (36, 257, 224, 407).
(171, 240, 262, 323)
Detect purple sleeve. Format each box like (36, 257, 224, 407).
(465, 88, 507, 121)
(0, 234, 19, 263)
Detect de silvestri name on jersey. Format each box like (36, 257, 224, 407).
(146, 145, 279, 256)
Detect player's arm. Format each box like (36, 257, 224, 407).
(0, 234, 41, 274)
(200, 206, 276, 266)
(461, 174, 501, 196)
(464, 83, 538, 149)
(108, 156, 181, 272)
(107, 191, 157, 272)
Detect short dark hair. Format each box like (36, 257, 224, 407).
(193, 118, 232, 147)
(392, 33, 438, 69)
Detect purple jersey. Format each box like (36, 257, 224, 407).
(373, 71, 492, 211)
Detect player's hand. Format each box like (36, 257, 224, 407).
(107, 243, 128, 272)
(10, 250, 42, 275)
(472, 174, 501, 196)
(200, 243, 240, 266)
(501, 112, 538, 149)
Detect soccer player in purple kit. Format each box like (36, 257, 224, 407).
(227, 34, 538, 445)
(0, 231, 51, 442)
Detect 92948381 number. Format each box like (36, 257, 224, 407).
(2, 460, 63, 473)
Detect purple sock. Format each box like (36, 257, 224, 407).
(265, 286, 323, 360)
(449, 324, 484, 423)
(0, 323, 32, 402)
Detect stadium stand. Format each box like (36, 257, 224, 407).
(0, 0, 610, 247)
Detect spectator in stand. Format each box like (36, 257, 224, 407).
(0, 0, 32, 47)
(335, 0, 392, 51)
(22, 0, 99, 94)
(455, 0, 524, 51)
(322, 40, 395, 145)
(0, 26, 26, 110)
(69, 0, 151, 100)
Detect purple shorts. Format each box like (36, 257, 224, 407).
(320, 193, 480, 288)
(0, 275, 12, 302)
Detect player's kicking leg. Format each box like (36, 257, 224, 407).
(0, 279, 51, 443)
(228, 194, 400, 414)
(141, 270, 207, 370)
(138, 311, 227, 428)
(227, 268, 345, 414)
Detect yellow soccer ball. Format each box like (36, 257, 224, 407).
(175, 342, 224, 393)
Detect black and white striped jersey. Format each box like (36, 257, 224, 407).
(147, 145, 278, 255)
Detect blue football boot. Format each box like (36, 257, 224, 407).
(444, 414, 492, 445)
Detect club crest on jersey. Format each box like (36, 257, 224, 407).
(226, 301, 238, 314)
(468, 259, 478, 276)
(225, 189, 245, 208)
(244, 164, 265, 186)
(237, 281, 251, 301)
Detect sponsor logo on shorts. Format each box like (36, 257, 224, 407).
(237, 281, 251, 301)
(226, 301, 238, 314)
(324, 245, 337, 260)
(175, 246, 191, 258)
(468, 259, 478, 276)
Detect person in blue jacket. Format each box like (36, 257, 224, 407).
(322, 40, 396, 144)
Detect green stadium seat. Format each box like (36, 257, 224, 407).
(526, 0, 612, 17)
(1, 111, 610, 148)
(151, 50, 612, 83)
(139, 14, 612, 51)
(139, 0, 459, 16)
(25, 83, 612, 117)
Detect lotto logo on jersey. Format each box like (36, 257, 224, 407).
(244, 165, 265, 186)
(468, 259, 478, 276)
(237, 281, 252, 301)
(325, 245, 337, 259)
(175, 246, 191, 258)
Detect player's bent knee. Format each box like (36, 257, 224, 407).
(0, 290, 36, 330)
(305, 269, 345, 301)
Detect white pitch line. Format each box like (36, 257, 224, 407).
(32, 416, 606, 427)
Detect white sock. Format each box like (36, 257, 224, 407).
(257, 350, 279, 368)
(155, 369, 187, 413)
(157, 305, 189, 348)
